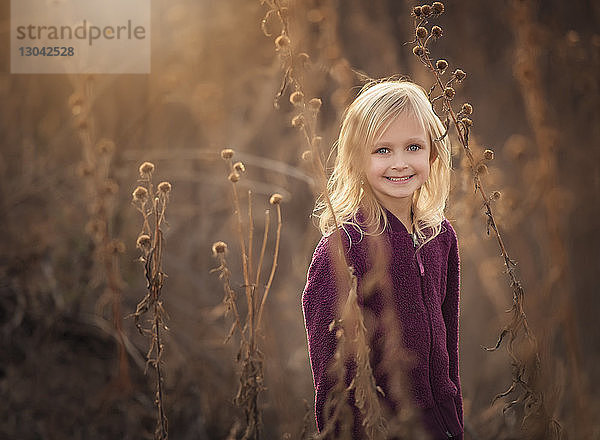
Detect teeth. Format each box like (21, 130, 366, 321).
(387, 175, 413, 181)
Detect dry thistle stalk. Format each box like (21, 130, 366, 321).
(258, 2, 398, 437)
(211, 148, 283, 440)
(130, 161, 171, 440)
(409, 3, 564, 438)
(72, 77, 131, 392)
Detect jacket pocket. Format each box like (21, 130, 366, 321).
(438, 396, 463, 437)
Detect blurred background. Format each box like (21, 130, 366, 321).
(0, 0, 599, 438)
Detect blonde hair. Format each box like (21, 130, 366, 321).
(314, 79, 452, 249)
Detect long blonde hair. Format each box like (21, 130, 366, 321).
(314, 79, 452, 249)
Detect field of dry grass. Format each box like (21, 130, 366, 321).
(1, 0, 599, 439)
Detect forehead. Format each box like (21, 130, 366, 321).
(375, 111, 429, 146)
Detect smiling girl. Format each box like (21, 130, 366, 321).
(302, 80, 463, 439)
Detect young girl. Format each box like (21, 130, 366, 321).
(302, 80, 463, 439)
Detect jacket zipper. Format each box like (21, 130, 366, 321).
(413, 233, 453, 438)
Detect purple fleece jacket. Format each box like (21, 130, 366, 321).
(302, 210, 463, 439)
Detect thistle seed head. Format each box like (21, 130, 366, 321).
(413, 46, 425, 57)
(290, 91, 304, 106)
(136, 234, 152, 251)
(491, 190, 501, 201)
(454, 69, 467, 81)
(101, 179, 119, 196)
(132, 186, 149, 202)
(158, 181, 172, 193)
(291, 114, 304, 128)
(484, 149, 495, 160)
(96, 139, 115, 155)
(431, 25, 443, 38)
(228, 171, 240, 183)
(270, 193, 283, 205)
(432, 2, 445, 14)
(476, 163, 488, 175)
(107, 239, 126, 255)
(436, 59, 448, 71)
(416, 27, 428, 39)
(221, 148, 234, 160)
(308, 98, 322, 111)
(275, 34, 291, 50)
(297, 52, 310, 65)
(139, 161, 155, 177)
(421, 5, 432, 16)
(212, 241, 228, 255)
(77, 162, 95, 178)
(233, 161, 246, 173)
(412, 6, 422, 17)
(461, 103, 473, 114)
(312, 136, 322, 149)
(444, 87, 455, 99)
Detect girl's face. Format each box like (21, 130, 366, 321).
(364, 112, 434, 211)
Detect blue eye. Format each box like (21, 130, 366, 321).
(375, 147, 390, 154)
(408, 144, 421, 151)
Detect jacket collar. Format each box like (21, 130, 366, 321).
(382, 207, 412, 235)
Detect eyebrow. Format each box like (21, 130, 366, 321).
(374, 137, 428, 146)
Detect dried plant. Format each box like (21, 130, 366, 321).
(408, 3, 563, 438)
(259, 1, 394, 438)
(130, 161, 172, 440)
(71, 76, 130, 392)
(211, 148, 283, 439)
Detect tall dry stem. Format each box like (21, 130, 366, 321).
(408, 3, 564, 438)
(211, 149, 284, 439)
(130, 162, 172, 440)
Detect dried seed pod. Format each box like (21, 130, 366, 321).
(158, 181, 172, 193)
(421, 5, 432, 16)
(290, 91, 304, 106)
(444, 87, 455, 99)
(416, 27, 428, 39)
(291, 114, 304, 128)
(270, 193, 283, 205)
(221, 148, 234, 160)
(107, 239, 126, 255)
(297, 52, 310, 66)
(212, 241, 228, 255)
(476, 163, 488, 175)
(308, 98, 322, 111)
(432, 2, 445, 14)
(454, 69, 467, 81)
(233, 161, 246, 173)
(275, 34, 290, 50)
(312, 136, 322, 149)
(413, 46, 424, 57)
(139, 161, 155, 177)
(96, 138, 115, 155)
(431, 25, 443, 38)
(228, 171, 240, 183)
(491, 190, 501, 200)
(461, 103, 473, 114)
(461, 117, 473, 127)
(412, 6, 423, 17)
(484, 149, 495, 160)
(136, 234, 152, 251)
(132, 186, 149, 202)
(436, 59, 448, 71)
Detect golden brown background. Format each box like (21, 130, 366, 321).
(0, 0, 599, 438)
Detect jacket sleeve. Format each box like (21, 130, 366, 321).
(302, 235, 340, 431)
(442, 221, 463, 428)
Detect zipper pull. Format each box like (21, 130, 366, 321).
(412, 233, 425, 276)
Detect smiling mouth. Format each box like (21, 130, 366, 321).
(385, 175, 414, 182)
